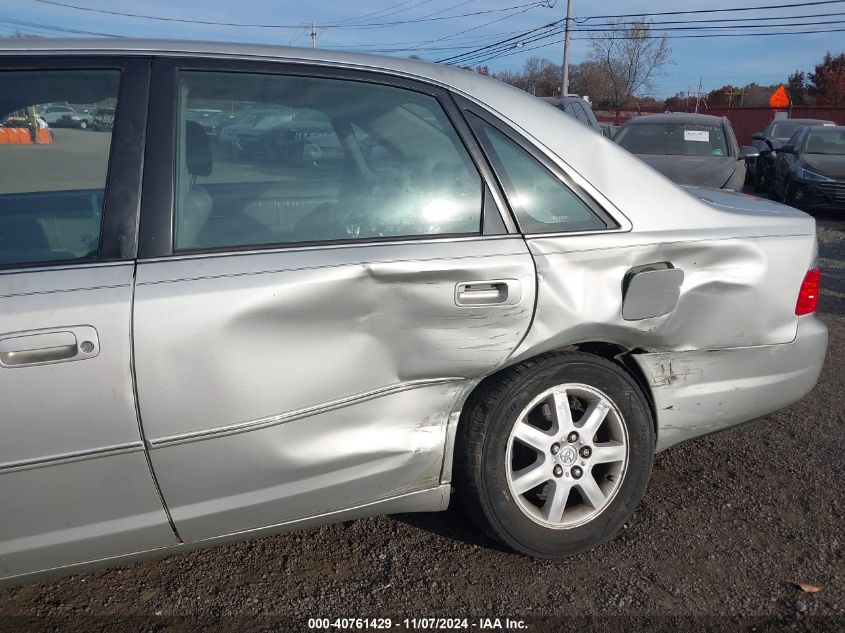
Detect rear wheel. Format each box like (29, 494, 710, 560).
(456, 353, 654, 558)
(78, 120, 88, 130)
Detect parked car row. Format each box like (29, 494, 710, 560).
(541, 96, 842, 211)
(612, 113, 758, 192)
(749, 118, 836, 194)
(35, 103, 114, 130)
(767, 125, 845, 209)
(187, 106, 335, 163)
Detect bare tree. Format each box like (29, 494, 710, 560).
(570, 61, 611, 104)
(587, 20, 670, 107)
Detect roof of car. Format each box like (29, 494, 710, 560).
(540, 96, 589, 105)
(623, 112, 724, 125)
(773, 118, 835, 124)
(0, 38, 501, 96)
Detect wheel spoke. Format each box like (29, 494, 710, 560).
(577, 474, 606, 508)
(591, 442, 626, 465)
(578, 399, 610, 440)
(543, 480, 572, 522)
(548, 388, 573, 433)
(511, 461, 550, 495)
(513, 421, 553, 452)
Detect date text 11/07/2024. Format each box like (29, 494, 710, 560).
(307, 617, 529, 630)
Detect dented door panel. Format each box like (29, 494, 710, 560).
(133, 238, 535, 538)
(512, 231, 816, 363)
(147, 381, 464, 541)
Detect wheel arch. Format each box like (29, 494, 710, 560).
(441, 341, 658, 485)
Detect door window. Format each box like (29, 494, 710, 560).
(173, 71, 483, 251)
(0, 69, 120, 266)
(468, 115, 606, 233)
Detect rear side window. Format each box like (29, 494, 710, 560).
(467, 115, 606, 234)
(173, 71, 483, 251)
(0, 70, 119, 267)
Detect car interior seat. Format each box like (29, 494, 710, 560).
(176, 120, 213, 249)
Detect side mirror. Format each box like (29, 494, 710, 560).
(751, 132, 764, 141)
(779, 145, 795, 155)
(738, 146, 760, 160)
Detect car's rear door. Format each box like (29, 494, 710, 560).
(0, 57, 176, 581)
(132, 59, 536, 541)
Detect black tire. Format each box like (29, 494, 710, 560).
(456, 352, 654, 558)
(753, 160, 769, 194)
(783, 177, 797, 207)
(78, 120, 87, 130)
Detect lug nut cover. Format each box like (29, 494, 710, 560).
(571, 466, 583, 479)
(553, 465, 563, 477)
(580, 446, 592, 458)
(567, 432, 579, 443)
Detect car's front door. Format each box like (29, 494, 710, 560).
(0, 59, 176, 581)
(132, 60, 536, 542)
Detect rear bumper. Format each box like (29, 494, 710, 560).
(632, 316, 828, 451)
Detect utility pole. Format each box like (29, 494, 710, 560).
(561, 0, 573, 96)
(694, 78, 702, 113)
(310, 22, 317, 48)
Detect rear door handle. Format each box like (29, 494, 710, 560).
(0, 326, 99, 368)
(455, 280, 522, 307)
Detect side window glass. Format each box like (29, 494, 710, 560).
(0, 70, 120, 267)
(467, 114, 606, 234)
(174, 71, 483, 251)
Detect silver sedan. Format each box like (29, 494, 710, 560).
(0, 40, 827, 586)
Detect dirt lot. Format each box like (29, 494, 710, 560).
(0, 219, 843, 632)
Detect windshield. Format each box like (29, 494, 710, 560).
(615, 122, 729, 157)
(804, 128, 845, 155)
(769, 121, 807, 140)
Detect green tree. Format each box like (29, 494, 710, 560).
(808, 52, 845, 106)
(787, 70, 808, 105)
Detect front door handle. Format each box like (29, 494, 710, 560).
(0, 326, 100, 368)
(455, 279, 522, 307)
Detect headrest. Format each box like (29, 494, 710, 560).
(185, 120, 212, 177)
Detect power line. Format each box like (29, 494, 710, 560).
(334, 0, 419, 25)
(24, 0, 553, 29)
(574, 18, 845, 32)
(407, 4, 540, 52)
(0, 16, 121, 37)
(575, 0, 845, 22)
(470, 26, 845, 65)
(440, 10, 845, 65)
(437, 21, 562, 62)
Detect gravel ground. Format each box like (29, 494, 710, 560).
(1, 219, 843, 633)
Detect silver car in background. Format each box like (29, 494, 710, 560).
(0, 40, 827, 586)
(614, 112, 759, 191)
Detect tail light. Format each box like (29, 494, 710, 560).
(795, 268, 820, 316)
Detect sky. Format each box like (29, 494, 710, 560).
(2, 0, 844, 98)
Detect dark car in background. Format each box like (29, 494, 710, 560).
(613, 112, 758, 192)
(750, 117, 835, 193)
(92, 106, 114, 131)
(540, 95, 602, 133)
(770, 125, 845, 210)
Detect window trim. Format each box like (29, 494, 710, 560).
(455, 98, 620, 234)
(0, 56, 150, 271)
(138, 58, 513, 259)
